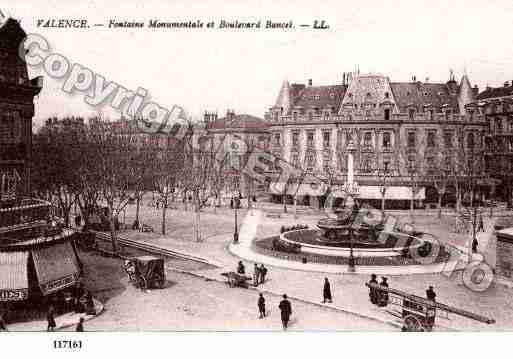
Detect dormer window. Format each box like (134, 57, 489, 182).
(408, 108, 415, 120)
(384, 92, 389, 99)
(384, 108, 391, 121)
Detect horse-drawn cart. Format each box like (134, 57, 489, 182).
(221, 271, 252, 288)
(366, 282, 495, 331)
(124, 255, 166, 290)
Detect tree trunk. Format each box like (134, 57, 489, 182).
(381, 193, 386, 215)
(135, 196, 141, 224)
(161, 199, 167, 235)
(410, 182, 415, 223)
(109, 209, 118, 253)
(194, 195, 201, 242)
(293, 195, 297, 219)
(437, 193, 443, 219)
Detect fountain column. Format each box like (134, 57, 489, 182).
(347, 151, 354, 186)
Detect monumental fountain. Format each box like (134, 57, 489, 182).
(251, 140, 454, 271)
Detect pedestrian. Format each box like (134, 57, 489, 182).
(279, 294, 292, 330)
(47, 306, 56, 332)
(377, 277, 389, 307)
(426, 286, 436, 302)
(75, 317, 84, 332)
(253, 263, 260, 286)
(237, 261, 245, 275)
(472, 238, 479, 253)
(478, 213, 485, 232)
(323, 277, 332, 303)
(0, 312, 7, 331)
(258, 293, 266, 319)
(230, 198, 234, 209)
(259, 264, 268, 284)
(74, 215, 81, 228)
(368, 274, 379, 305)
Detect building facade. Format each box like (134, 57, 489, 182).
(0, 18, 42, 199)
(477, 82, 513, 207)
(265, 72, 488, 209)
(194, 110, 270, 202)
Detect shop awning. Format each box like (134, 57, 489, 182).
(0, 251, 29, 301)
(31, 241, 80, 295)
(269, 182, 328, 196)
(358, 186, 425, 200)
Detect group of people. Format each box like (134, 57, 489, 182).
(368, 274, 437, 306)
(46, 306, 85, 332)
(237, 261, 268, 286)
(368, 274, 389, 307)
(257, 293, 293, 330)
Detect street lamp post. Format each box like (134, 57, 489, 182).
(233, 179, 240, 244)
(348, 225, 356, 272)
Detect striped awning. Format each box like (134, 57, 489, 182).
(0, 251, 29, 301)
(269, 181, 328, 196)
(358, 186, 425, 200)
(32, 242, 80, 295)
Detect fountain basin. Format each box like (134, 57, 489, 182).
(278, 228, 429, 258)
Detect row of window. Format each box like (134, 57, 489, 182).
(407, 131, 478, 149)
(0, 111, 22, 144)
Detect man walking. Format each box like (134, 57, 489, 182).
(47, 306, 56, 332)
(279, 294, 292, 330)
(323, 277, 332, 303)
(259, 264, 268, 284)
(368, 274, 379, 305)
(75, 317, 84, 332)
(426, 286, 436, 302)
(0, 312, 7, 331)
(237, 261, 245, 275)
(253, 264, 260, 287)
(258, 293, 266, 319)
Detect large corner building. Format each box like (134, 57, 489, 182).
(264, 72, 488, 209)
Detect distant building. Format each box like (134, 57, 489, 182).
(477, 82, 513, 207)
(265, 72, 488, 209)
(0, 18, 42, 198)
(194, 110, 270, 201)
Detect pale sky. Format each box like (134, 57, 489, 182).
(6, 0, 513, 126)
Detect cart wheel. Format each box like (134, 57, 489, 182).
(153, 274, 165, 289)
(138, 276, 147, 290)
(403, 315, 424, 332)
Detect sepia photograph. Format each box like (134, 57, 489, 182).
(1, 0, 513, 356)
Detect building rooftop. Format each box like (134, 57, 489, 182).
(207, 113, 268, 131)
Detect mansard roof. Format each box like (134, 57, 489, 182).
(477, 85, 513, 101)
(290, 84, 347, 110)
(208, 113, 268, 131)
(389, 82, 460, 112)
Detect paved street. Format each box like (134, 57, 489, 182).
(99, 195, 513, 331)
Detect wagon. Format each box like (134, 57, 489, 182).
(124, 255, 166, 290)
(366, 282, 495, 331)
(221, 271, 252, 288)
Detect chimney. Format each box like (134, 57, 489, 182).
(308, 79, 313, 86)
(473, 85, 479, 96)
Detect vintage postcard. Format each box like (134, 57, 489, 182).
(1, 0, 513, 356)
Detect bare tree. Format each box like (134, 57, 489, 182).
(152, 140, 185, 235)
